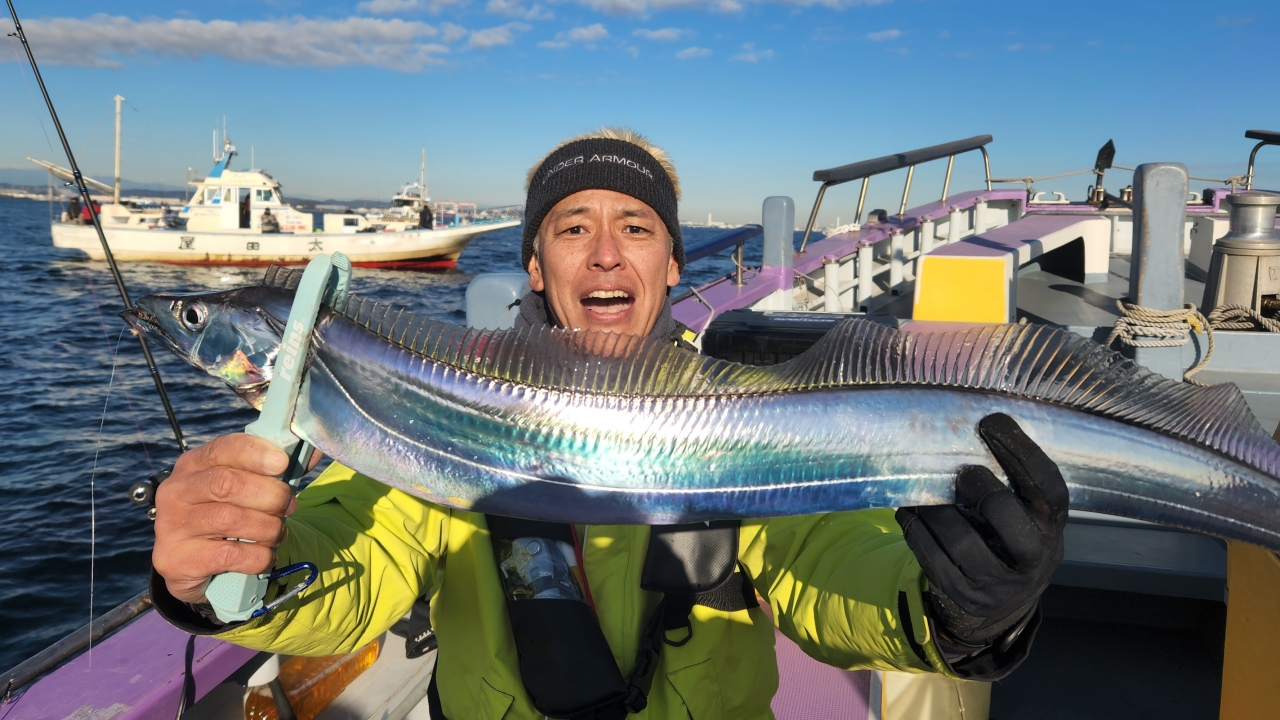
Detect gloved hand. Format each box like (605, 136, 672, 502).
(896, 413, 1069, 651)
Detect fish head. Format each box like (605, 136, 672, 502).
(123, 285, 294, 409)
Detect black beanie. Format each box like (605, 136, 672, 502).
(522, 136, 683, 273)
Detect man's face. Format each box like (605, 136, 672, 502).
(528, 188, 680, 337)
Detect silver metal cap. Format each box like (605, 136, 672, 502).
(1218, 192, 1280, 251)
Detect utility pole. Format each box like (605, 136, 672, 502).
(113, 94, 123, 204)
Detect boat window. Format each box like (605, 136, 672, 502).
(343, 217, 360, 227)
(255, 189, 276, 203)
(204, 187, 220, 204)
(223, 187, 235, 203)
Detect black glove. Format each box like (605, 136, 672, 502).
(896, 413, 1069, 652)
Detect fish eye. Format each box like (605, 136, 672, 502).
(180, 303, 208, 331)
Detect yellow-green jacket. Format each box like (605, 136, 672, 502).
(217, 463, 955, 719)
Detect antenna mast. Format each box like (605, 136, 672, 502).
(113, 94, 123, 204)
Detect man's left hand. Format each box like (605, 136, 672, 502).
(895, 413, 1069, 652)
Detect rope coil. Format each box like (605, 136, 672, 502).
(1105, 301, 1214, 385)
(1206, 304, 1280, 333)
(1106, 301, 1280, 386)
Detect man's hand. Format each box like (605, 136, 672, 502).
(896, 413, 1069, 651)
(152, 434, 305, 605)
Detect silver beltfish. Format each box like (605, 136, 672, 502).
(124, 266, 1280, 550)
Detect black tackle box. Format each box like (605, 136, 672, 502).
(700, 310, 896, 366)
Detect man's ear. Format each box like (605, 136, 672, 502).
(666, 253, 680, 288)
(528, 253, 546, 292)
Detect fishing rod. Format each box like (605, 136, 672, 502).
(6, 0, 187, 452)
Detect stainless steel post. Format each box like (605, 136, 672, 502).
(898, 165, 915, 216)
(941, 155, 955, 202)
(798, 183, 829, 253)
(1246, 141, 1266, 190)
(855, 177, 869, 224)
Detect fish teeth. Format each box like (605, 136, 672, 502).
(586, 290, 630, 299)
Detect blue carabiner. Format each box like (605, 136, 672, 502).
(250, 561, 320, 619)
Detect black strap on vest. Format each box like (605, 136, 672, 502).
(484, 515, 756, 719)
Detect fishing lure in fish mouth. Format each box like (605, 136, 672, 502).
(124, 265, 1280, 552)
(123, 285, 289, 410)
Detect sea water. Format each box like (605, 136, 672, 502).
(0, 196, 765, 670)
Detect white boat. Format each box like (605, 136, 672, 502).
(46, 137, 518, 268)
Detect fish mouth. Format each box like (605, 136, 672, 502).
(121, 306, 179, 348)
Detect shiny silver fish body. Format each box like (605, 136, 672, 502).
(299, 315, 1280, 548)
(125, 266, 1280, 550)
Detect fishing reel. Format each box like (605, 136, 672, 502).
(128, 468, 171, 521)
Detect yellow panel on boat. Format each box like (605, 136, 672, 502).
(880, 670, 991, 720)
(1220, 543, 1280, 717)
(913, 255, 1011, 324)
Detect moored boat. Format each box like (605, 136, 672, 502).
(46, 139, 519, 268)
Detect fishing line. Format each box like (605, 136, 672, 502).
(85, 327, 129, 665)
(4, 25, 56, 156)
(76, 103, 113, 173)
(86, 271, 156, 473)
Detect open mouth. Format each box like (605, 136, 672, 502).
(120, 307, 177, 347)
(580, 289, 634, 317)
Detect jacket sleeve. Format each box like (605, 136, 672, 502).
(739, 509, 956, 677)
(181, 463, 448, 656)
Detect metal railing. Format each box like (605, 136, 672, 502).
(798, 135, 994, 253)
(1245, 129, 1280, 190)
(3, 590, 152, 702)
(682, 224, 763, 286)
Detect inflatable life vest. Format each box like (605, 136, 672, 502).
(481, 516, 758, 720)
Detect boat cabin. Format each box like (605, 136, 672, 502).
(182, 145, 313, 234)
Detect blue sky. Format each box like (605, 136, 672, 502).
(1, 0, 1275, 224)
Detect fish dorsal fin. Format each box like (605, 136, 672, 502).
(774, 319, 1279, 478)
(332, 292, 766, 395)
(323, 291, 1277, 478)
(263, 264, 304, 291)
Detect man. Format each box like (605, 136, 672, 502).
(419, 203, 434, 229)
(151, 128, 1066, 718)
(260, 207, 281, 233)
(81, 200, 100, 224)
(67, 197, 81, 224)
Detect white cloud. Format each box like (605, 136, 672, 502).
(0, 14, 459, 71)
(441, 22, 470, 43)
(633, 27, 683, 40)
(1006, 43, 1022, 51)
(625, 45, 640, 56)
(468, 22, 530, 47)
(539, 23, 608, 48)
(568, 0, 881, 16)
(568, 23, 609, 41)
(357, 0, 467, 14)
(486, 0, 554, 20)
(864, 28, 899, 41)
(675, 45, 711, 59)
(730, 42, 773, 61)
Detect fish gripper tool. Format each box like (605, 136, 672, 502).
(206, 252, 351, 623)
